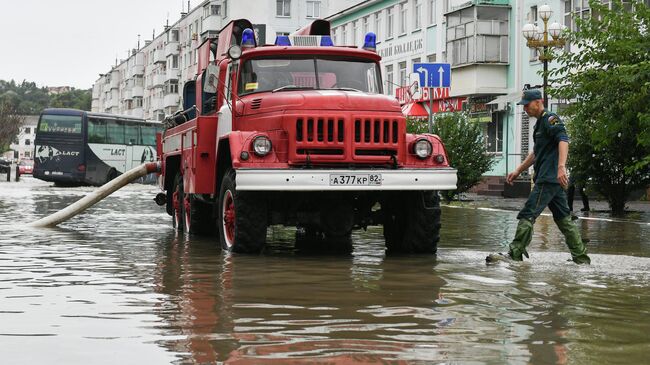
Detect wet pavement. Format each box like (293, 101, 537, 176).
(1, 177, 649, 364)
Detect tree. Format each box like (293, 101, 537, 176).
(408, 113, 495, 201)
(549, 0, 650, 215)
(0, 101, 24, 153)
(49, 89, 92, 110)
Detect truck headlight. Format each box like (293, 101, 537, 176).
(252, 136, 272, 156)
(413, 139, 432, 159)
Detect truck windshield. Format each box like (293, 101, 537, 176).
(238, 56, 382, 95)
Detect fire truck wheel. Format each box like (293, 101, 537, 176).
(382, 191, 441, 254)
(217, 169, 267, 253)
(172, 173, 184, 232)
(183, 193, 214, 235)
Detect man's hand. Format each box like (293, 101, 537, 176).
(558, 165, 569, 189)
(506, 169, 520, 185)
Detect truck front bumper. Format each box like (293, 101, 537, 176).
(236, 168, 457, 191)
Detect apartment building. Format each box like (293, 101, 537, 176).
(91, 0, 361, 121)
(7, 116, 38, 161)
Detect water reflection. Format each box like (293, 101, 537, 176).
(1, 178, 650, 364)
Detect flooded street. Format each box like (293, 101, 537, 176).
(1, 177, 650, 364)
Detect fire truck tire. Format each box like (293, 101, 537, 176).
(382, 191, 441, 254)
(217, 169, 267, 253)
(184, 194, 214, 235)
(172, 173, 184, 232)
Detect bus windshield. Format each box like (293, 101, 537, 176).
(38, 114, 82, 134)
(238, 56, 382, 95)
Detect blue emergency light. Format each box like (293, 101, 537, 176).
(241, 28, 256, 48)
(363, 32, 377, 51)
(275, 35, 292, 46)
(320, 36, 334, 46)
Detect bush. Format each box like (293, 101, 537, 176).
(407, 113, 494, 201)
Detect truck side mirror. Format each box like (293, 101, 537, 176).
(204, 64, 219, 94)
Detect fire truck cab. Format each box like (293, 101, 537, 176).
(158, 19, 457, 253)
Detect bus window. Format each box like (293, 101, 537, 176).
(125, 124, 140, 145)
(107, 120, 125, 144)
(38, 114, 82, 134)
(88, 118, 107, 143)
(141, 125, 156, 145)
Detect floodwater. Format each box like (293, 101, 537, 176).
(1, 177, 649, 364)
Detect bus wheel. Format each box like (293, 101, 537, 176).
(217, 168, 267, 253)
(183, 193, 214, 235)
(106, 168, 118, 183)
(382, 191, 440, 254)
(172, 173, 184, 232)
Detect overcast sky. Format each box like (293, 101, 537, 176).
(0, 0, 194, 90)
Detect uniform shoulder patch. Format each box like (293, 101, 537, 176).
(548, 115, 558, 125)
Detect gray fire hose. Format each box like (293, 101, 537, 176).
(29, 162, 161, 228)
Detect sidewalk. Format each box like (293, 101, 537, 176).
(445, 193, 650, 223)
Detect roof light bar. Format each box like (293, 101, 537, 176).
(363, 32, 377, 52)
(320, 35, 334, 46)
(275, 35, 292, 46)
(241, 28, 256, 48)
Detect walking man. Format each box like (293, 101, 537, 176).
(487, 89, 591, 264)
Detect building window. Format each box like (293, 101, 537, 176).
(352, 21, 358, 45)
(211, 4, 221, 16)
(427, 54, 436, 62)
(386, 65, 394, 95)
(387, 7, 394, 38)
(398, 61, 407, 86)
(485, 111, 504, 153)
(165, 81, 179, 95)
(362, 16, 369, 36)
(414, 0, 422, 29)
(342, 25, 348, 44)
(223, 0, 228, 18)
(374, 12, 382, 41)
(25, 127, 31, 134)
(134, 97, 143, 108)
(276, 0, 291, 17)
(24, 151, 31, 158)
(25, 139, 31, 146)
(429, 0, 436, 25)
(306, 1, 320, 18)
(411, 57, 421, 71)
(171, 55, 179, 69)
(399, 2, 408, 34)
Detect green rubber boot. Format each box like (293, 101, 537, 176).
(555, 215, 591, 264)
(508, 219, 534, 261)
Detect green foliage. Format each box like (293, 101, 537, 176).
(0, 101, 24, 153)
(408, 113, 495, 200)
(49, 89, 92, 110)
(548, 0, 650, 214)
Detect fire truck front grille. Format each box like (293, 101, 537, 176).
(289, 116, 402, 163)
(296, 118, 345, 144)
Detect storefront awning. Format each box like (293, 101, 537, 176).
(401, 102, 429, 118)
(486, 91, 522, 110)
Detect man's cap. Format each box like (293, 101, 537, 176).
(517, 89, 543, 105)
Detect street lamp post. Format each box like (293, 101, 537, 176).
(522, 4, 565, 108)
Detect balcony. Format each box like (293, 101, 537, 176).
(165, 68, 180, 81)
(132, 86, 144, 97)
(123, 89, 132, 100)
(130, 108, 144, 118)
(151, 97, 163, 111)
(163, 94, 180, 108)
(132, 64, 145, 75)
(153, 74, 165, 87)
(450, 64, 507, 97)
(153, 49, 166, 64)
(165, 41, 180, 56)
(202, 16, 223, 35)
(109, 77, 119, 89)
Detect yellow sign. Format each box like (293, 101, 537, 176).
(245, 82, 259, 91)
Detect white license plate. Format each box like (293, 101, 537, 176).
(329, 174, 382, 186)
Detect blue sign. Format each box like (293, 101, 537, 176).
(413, 63, 451, 88)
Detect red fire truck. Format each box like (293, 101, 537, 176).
(157, 19, 457, 253)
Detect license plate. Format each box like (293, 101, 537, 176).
(329, 174, 382, 186)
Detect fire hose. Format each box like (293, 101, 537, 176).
(28, 162, 161, 228)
